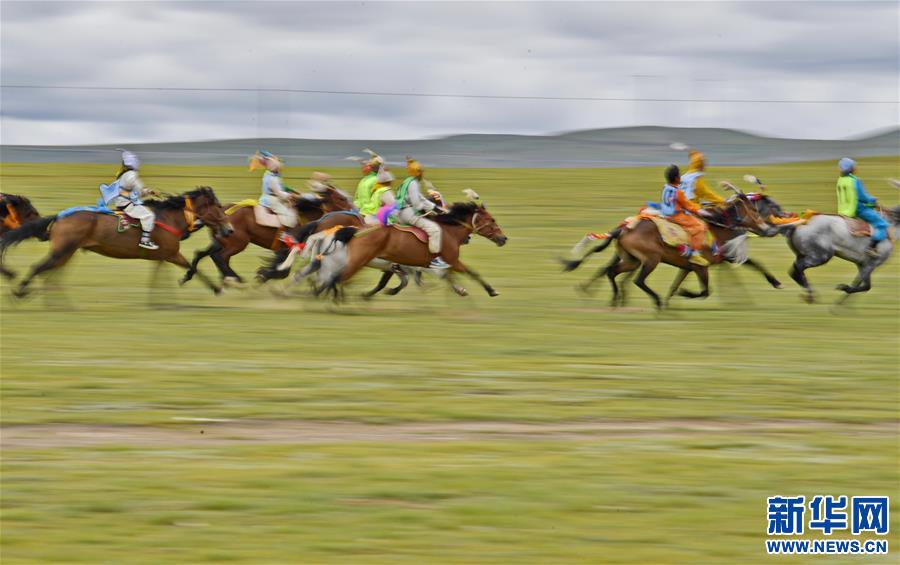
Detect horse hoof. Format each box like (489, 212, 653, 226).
(212, 287, 223, 295)
(801, 292, 816, 304)
(457, 288, 469, 297)
(488, 289, 499, 297)
(774, 283, 783, 289)
(223, 277, 246, 289)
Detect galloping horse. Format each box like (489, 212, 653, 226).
(0, 187, 233, 297)
(182, 187, 354, 286)
(782, 204, 900, 302)
(256, 192, 451, 296)
(298, 202, 508, 298)
(0, 194, 43, 280)
(564, 192, 776, 308)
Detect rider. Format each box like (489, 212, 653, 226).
(100, 150, 159, 250)
(251, 150, 297, 232)
(361, 167, 397, 225)
(354, 152, 382, 212)
(681, 150, 726, 206)
(661, 164, 712, 266)
(836, 157, 888, 258)
(393, 157, 449, 269)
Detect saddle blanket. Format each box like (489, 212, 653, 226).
(391, 224, 428, 243)
(620, 211, 690, 247)
(843, 216, 872, 237)
(224, 199, 258, 216)
(58, 204, 114, 219)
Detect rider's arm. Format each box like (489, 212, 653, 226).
(676, 189, 702, 214)
(693, 176, 725, 204)
(118, 170, 147, 196)
(406, 179, 435, 213)
(855, 178, 877, 205)
(379, 190, 396, 207)
(267, 174, 291, 200)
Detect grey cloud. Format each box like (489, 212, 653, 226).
(1, 1, 897, 145)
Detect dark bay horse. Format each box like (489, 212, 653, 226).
(182, 187, 354, 286)
(564, 193, 776, 309)
(0, 187, 233, 297)
(0, 194, 43, 280)
(299, 202, 508, 298)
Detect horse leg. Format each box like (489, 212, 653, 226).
(743, 257, 783, 289)
(632, 259, 663, 309)
(837, 261, 878, 295)
(452, 260, 498, 297)
(666, 268, 691, 304)
(181, 240, 220, 285)
(578, 255, 618, 295)
(385, 269, 410, 295)
(14, 242, 78, 298)
(167, 253, 222, 295)
(363, 270, 394, 299)
(414, 270, 425, 287)
(789, 252, 831, 303)
(214, 237, 249, 285)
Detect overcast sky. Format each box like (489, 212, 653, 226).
(1, 0, 898, 145)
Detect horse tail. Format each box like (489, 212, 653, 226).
(294, 219, 321, 244)
(333, 226, 357, 245)
(560, 228, 621, 272)
(0, 215, 56, 280)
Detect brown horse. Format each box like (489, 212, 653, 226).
(0, 187, 233, 297)
(302, 202, 508, 298)
(564, 193, 776, 309)
(0, 194, 43, 280)
(182, 187, 353, 285)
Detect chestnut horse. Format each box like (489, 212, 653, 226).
(0, 187, 233, 297)
(564, 193, 776, 309)
(300, 202, 508, 298)
(182, 187, 354, 286)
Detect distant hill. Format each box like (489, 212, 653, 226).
(2, 126, 897, 168)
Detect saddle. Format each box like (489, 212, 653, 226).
(254, 205, 283, 228)
(390, 224, 429, 243)
(842, 216, 873, 238)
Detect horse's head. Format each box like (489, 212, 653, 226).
(466, 203, 508, 246)
(1, 194, 40, 230)
(721, 185, 777, 237)
(190, 187, 234, 237)
(321, 186, 354, 212)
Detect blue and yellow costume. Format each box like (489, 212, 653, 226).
(836, 158, 887, 253)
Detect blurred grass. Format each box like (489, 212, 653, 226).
(1, 158, 898, 563)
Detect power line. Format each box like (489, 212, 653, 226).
(1, 84, 896, 105)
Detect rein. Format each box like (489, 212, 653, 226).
(153, 196, 203, 238)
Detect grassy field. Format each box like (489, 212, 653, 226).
(1, 158, 898, 563)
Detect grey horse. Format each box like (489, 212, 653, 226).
(782, 205, 900, 302)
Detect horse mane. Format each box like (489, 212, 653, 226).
(147, 186, 217, 211)
(294, 195, 323, 214)
(433, 201, 479, 225)
(0, 194, 32, 208)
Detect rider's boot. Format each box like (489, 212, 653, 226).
(865, 239, 880, 258)
(429, 256, 450, 269)
(139, 231, 160, 250)
(689, 249, 710, 267)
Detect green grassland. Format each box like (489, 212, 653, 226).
(1, 158, 898, 563)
